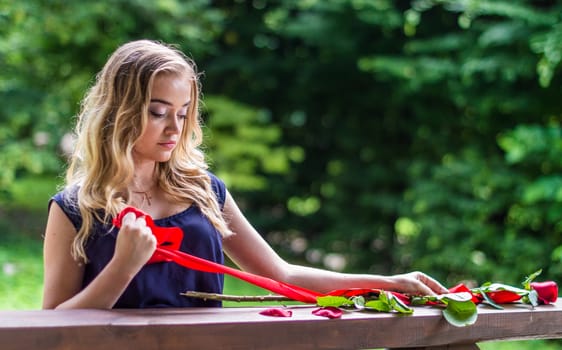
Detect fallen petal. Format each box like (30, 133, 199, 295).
(312, 306, 343, 319)
(259, 308, 293, 317)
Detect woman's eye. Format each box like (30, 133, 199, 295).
(150, 110, 166, 117)
(178, 114, 187, 120)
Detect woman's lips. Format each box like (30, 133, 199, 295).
(158, 141, 176, 149)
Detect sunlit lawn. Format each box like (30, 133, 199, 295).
(0, 231, 44, 310)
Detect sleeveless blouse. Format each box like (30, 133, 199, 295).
(50, 173, 226, 308)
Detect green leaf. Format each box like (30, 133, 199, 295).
(352, 296, 365, 309)
(364, 299, 392, 312)
(316, 296, 354, 308)
(477, 289, 504, 310)
(411, 292, 471, 307)
(442, 298, 478, 327)
(480, 283, 528, 295)
(525, 290, 539, 308)
(363, 292, 413, 314)
(388, 293, 413, 314)
(410, 296, 433, 306)
(364, 292, 393, 312)
(522, 269, 542, 290)
(436, 292, 473, 302)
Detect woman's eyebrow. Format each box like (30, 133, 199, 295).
(150, 98, 190, 107)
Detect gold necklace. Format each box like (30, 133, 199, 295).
(132, 189, 152, 206)
(131, 182, 156, 207)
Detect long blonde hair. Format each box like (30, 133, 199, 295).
(65, 40, 231, 262)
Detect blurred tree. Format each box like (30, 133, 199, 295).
(202, 0, 562, 286)
(1, 0, 561, 288)
(360, 0, 562, 284)
(0, 0, 285, 194)
(0, 0, 224, 194)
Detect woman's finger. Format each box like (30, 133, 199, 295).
(135, 216, 147, 229)
(120, 212, 137, 226)
(417, 273, 448, 294)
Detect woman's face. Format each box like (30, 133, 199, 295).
(133, 72, 191, 164)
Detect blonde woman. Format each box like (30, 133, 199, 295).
(42, 40, 448, 309)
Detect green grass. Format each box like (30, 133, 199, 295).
(8, 176, 61, 211)
(0, 232, 44, 310)
(223, 273, 303, 307)
(480, 340, 562, 349)
(0, 175, 58, 310)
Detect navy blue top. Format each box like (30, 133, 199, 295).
(50, 172, 226, 308)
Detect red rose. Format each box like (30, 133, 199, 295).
(530, 281, 559, 304)
(485, 290, 522, 304)
(449, 283, 482, 304)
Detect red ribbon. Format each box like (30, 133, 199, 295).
(113, 207, 321, 303)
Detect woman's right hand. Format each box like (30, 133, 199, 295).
(112, 212, 157, 275)
(44, 203, 158, 309)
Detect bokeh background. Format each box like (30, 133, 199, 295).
(1, 1, 561, 348)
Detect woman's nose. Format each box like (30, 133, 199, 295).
(166, 115, 182, 133)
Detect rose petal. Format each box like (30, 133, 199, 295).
(486, 290, 522, 304)
(312, 306, 343, 319)
(259, 308, 293, 317)
(449, 283, 471, 294)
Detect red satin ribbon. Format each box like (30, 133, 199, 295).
(113, 207, 321, 303)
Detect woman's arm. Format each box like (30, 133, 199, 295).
(42, 202, 157, 309)
(222, 191, 448, 296)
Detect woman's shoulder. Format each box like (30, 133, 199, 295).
(50, 185, 82, 230)
(51, 186, 79, 210)
(206, 171, 227, 208)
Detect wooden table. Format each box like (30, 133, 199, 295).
(1, 299, 561, 350)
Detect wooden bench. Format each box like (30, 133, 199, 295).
(1, 299, 560, 350)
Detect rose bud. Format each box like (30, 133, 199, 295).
(530, 281, 559, 304)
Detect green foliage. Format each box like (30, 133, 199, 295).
(317, 291, 414, 315)
(480, 340, 562, 350)
(9, 176, 60, 210)
(203, 96, 301, 191)
(1, 0, 561, 314)
(0, 0, 225, 192)
(351, 0, 562, 286)
(317, 290, 479, 327)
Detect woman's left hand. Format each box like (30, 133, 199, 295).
(389, 271, 449, 296)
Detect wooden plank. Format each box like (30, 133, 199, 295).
(0, 299, 560, 350)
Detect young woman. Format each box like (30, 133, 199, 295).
(42, 40, 448, 309)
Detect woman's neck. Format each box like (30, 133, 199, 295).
(132, 161, 157, 190)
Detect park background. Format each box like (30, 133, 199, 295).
(1, 0, 561, 348)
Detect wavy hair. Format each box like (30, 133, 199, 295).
(65, 40, 231, 262)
